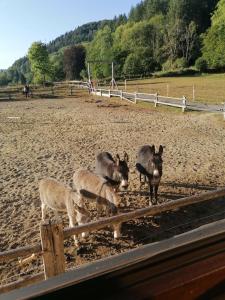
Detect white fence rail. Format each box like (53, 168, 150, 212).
(89, 87, 187, 112)
(45, 80, 225, 117)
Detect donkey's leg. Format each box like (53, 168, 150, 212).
(144, 175, 147, 184)
(96, 199, 103, 216)
(68, 213, 79, 246)
(77, 193, 85, 208)
(149, 184, 154, 206)
(77, 211, 89, 239)
(154, 184, 159, 205)
(41, 203, 47, 221)
(113, 223, 121, 239)
(139, 173, 145, 193)
(139, 172, 142, 183)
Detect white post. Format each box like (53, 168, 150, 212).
(135, 92, 137, 104)
(155, 93, 158, 107)
(182, 96, 187, 113)
(87, 63, 91, 84)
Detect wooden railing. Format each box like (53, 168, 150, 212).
(1, 187, 225, 294)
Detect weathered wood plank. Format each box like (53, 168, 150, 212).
(40, 220, 65, 279)
(0, 244, 42, 263)
(64, 188, 225, 238)
(3, 219, 225, 300)
(0, 273, 44, 294)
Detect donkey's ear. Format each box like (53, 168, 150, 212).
(151, 145, 155, 154)
(159, 145, 164, 155)
(124, 151, 129, 162)
(115, 154, 120, 165)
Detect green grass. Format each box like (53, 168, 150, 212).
(117, 73, 225, 105)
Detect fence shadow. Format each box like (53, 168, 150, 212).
(163, 181, 217, 191)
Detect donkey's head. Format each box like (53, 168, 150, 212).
(148, 145, 163, 179)
(114, 152, 129, 190)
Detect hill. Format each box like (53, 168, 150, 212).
(47, 20, 110, 53)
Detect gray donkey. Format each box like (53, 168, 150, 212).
(95, 152, 129, 191)
(136, 145, 163, 205)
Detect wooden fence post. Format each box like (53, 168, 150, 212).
(52, 86, 54, 96)
(155, 93, 158, 107)
(70, 86, 73, 96)
(182, 96, 187, 113)
(40, 219, 65, 279)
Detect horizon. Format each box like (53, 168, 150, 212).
(0, 0, 140, 70)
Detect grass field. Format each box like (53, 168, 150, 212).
(117, 73, 225, 105)
(1, 73, 225, 105)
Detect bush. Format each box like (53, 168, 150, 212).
(162, 59, 174, 71)
(195, 57, 208, 72)
(162, 58, 188, 71)
(174, 58, 188, 69)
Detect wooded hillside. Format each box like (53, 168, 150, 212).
(1, 0, 223, 86)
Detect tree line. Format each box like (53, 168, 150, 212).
(1, 0, 224, 86)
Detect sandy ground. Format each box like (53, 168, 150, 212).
(1, 90, 225, 284)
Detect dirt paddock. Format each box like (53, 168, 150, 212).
(1, 90, 225, 283)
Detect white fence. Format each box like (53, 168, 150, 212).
(72, 80, 225, 116)
(90, 87, 187, 112)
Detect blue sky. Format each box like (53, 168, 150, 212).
(0, 0, 141, 69)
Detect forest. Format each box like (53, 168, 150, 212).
(0, 0, 224, 86)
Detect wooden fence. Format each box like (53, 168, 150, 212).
(1, 187, 225, 294)
(0, 81, 83, 100)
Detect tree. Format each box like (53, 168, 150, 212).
(50, 49, 65, 81)
(163, 1, 199, 65)
(129, 2, 145, 22)
(63, 45, 86, 80)
(202, 0, 225, 69)
(0, 71, 9, 86)
(167, 0, 218, 33)
(195, 57, 208, 72)
(87, 26, 114, 78)
(28, 42, 52, 83)
(123, 48, 156, 76)
(47, 21, 105, 53)
(144, 0, 169, 19)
